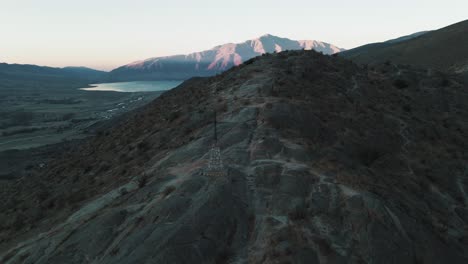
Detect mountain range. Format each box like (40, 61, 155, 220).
(106, 34, 345, 81)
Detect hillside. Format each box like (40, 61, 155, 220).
(1, 50, 468, 263)
(107, 34, 344, 81)
(341, 19, 468, 75)
(62, 66, 108, 82)
(340, 31, 429, 59)
(0, 63, 106, 90)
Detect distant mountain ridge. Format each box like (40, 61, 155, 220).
(340, 19, 468, 76)
(0, 63, 107, 90)
(384, 31, 430, 44)
(62, 66, 108, 82)
(107, 34, 345, 81)
(338, 31, 430, 62)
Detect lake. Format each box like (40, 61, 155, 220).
(81, 81, 183, 92)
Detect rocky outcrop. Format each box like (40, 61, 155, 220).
(1, 50, 467, 263)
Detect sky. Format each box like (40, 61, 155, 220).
(0, 0, 466, 71)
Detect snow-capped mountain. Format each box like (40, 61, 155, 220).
(107, 34, 345, 81)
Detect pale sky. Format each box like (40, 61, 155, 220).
(0, 0, 466, 71)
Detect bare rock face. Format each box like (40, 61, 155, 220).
(1, 51, 468, 263)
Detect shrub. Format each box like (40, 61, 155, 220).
(168, 111, 180, 121)
(138, 174, 148, 188)
(357, 146, 384, 167)
(62, 113, 76, 121)
(12, 111, 33, 126)
(288, 204, 307, 221)
(215, 247, 232, 263)
(162, 185, 176, 197)
(36, 189, 50, 201)
(244, 58, 255, 65)
(271, 89, 279, 97)
(98, 162, 111, 173)
(110, 247, 120, 256)
(119, 187, 128, 196)
(403, 104, 412, 113)
(440, 78, 450, 87)
(217, 102, 228, 112)
(137, 141, 150, 151)
(84, 166, 93, 173)
(393, 79, 409, 89)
